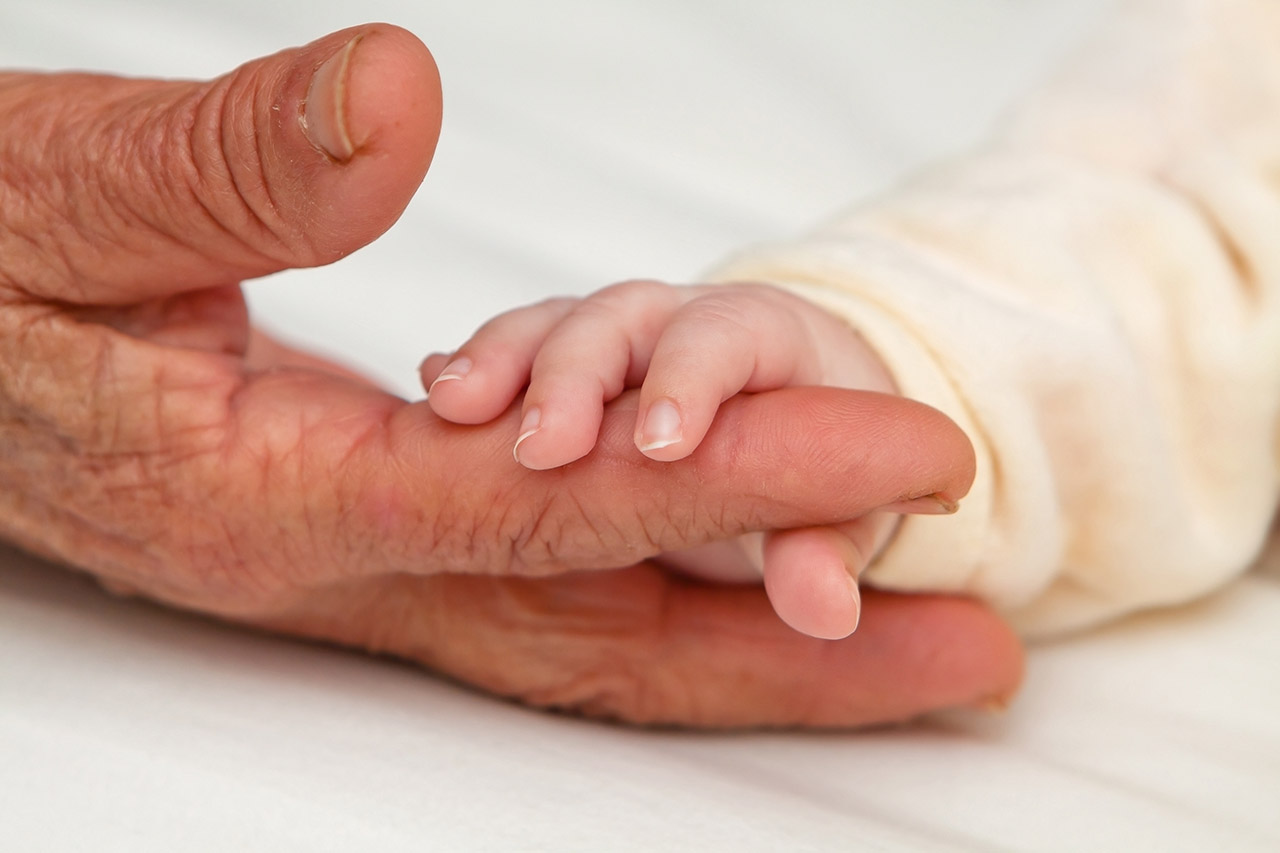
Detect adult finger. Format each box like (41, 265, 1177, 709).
(6, 321, 973, 617)
(275, 384, 978, 583)
(0, 24, 440, 305)
(258, 566, 1024, 729)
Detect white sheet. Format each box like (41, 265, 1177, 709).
(2, 1, 1277, 849)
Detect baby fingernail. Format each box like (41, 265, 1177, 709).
(513, 407, 541, 464)
(883, 494, 960, 515)
(637, 399, 682, 452)
(428, 356, 472, 392)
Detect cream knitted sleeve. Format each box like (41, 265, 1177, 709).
(709, 0, 1280, 636)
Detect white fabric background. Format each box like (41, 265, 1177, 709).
(1, 1, 1277, 849)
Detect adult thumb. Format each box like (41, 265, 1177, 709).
(0, 24, 441, 305)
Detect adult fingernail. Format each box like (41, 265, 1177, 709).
(848, 576, 862, 634)
(513, 407, 541, 464)
(882, 494, 960, 515)
(637, 398, 682, 452)
(973, 692, 1014, 714)
(303, 35, 361, 161)
(428, 356, 472, 392)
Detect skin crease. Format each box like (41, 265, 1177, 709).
(0, 23, 1022, 728)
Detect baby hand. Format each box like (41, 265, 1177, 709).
(421, 281, 957, 642)
(422, 280, 897, 468)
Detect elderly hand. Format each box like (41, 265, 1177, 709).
(0, 25, 1021, 727)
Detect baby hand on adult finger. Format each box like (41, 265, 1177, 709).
(0, 25, 1021, 727)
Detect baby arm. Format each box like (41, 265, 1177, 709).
(423, 280, 959, 640)
(706, 0, 1280, 635)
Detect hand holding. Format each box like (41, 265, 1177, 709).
(0, 27, 1020, 727)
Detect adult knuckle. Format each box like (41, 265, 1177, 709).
(490, 470, 691, 574)
(173, 75, 311, 267)
(418, 468, 557, 576)
(0, 79, 111, 301)
(506, 486, 612, 573)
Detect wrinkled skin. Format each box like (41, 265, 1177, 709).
(0, 24, 1022, 727)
